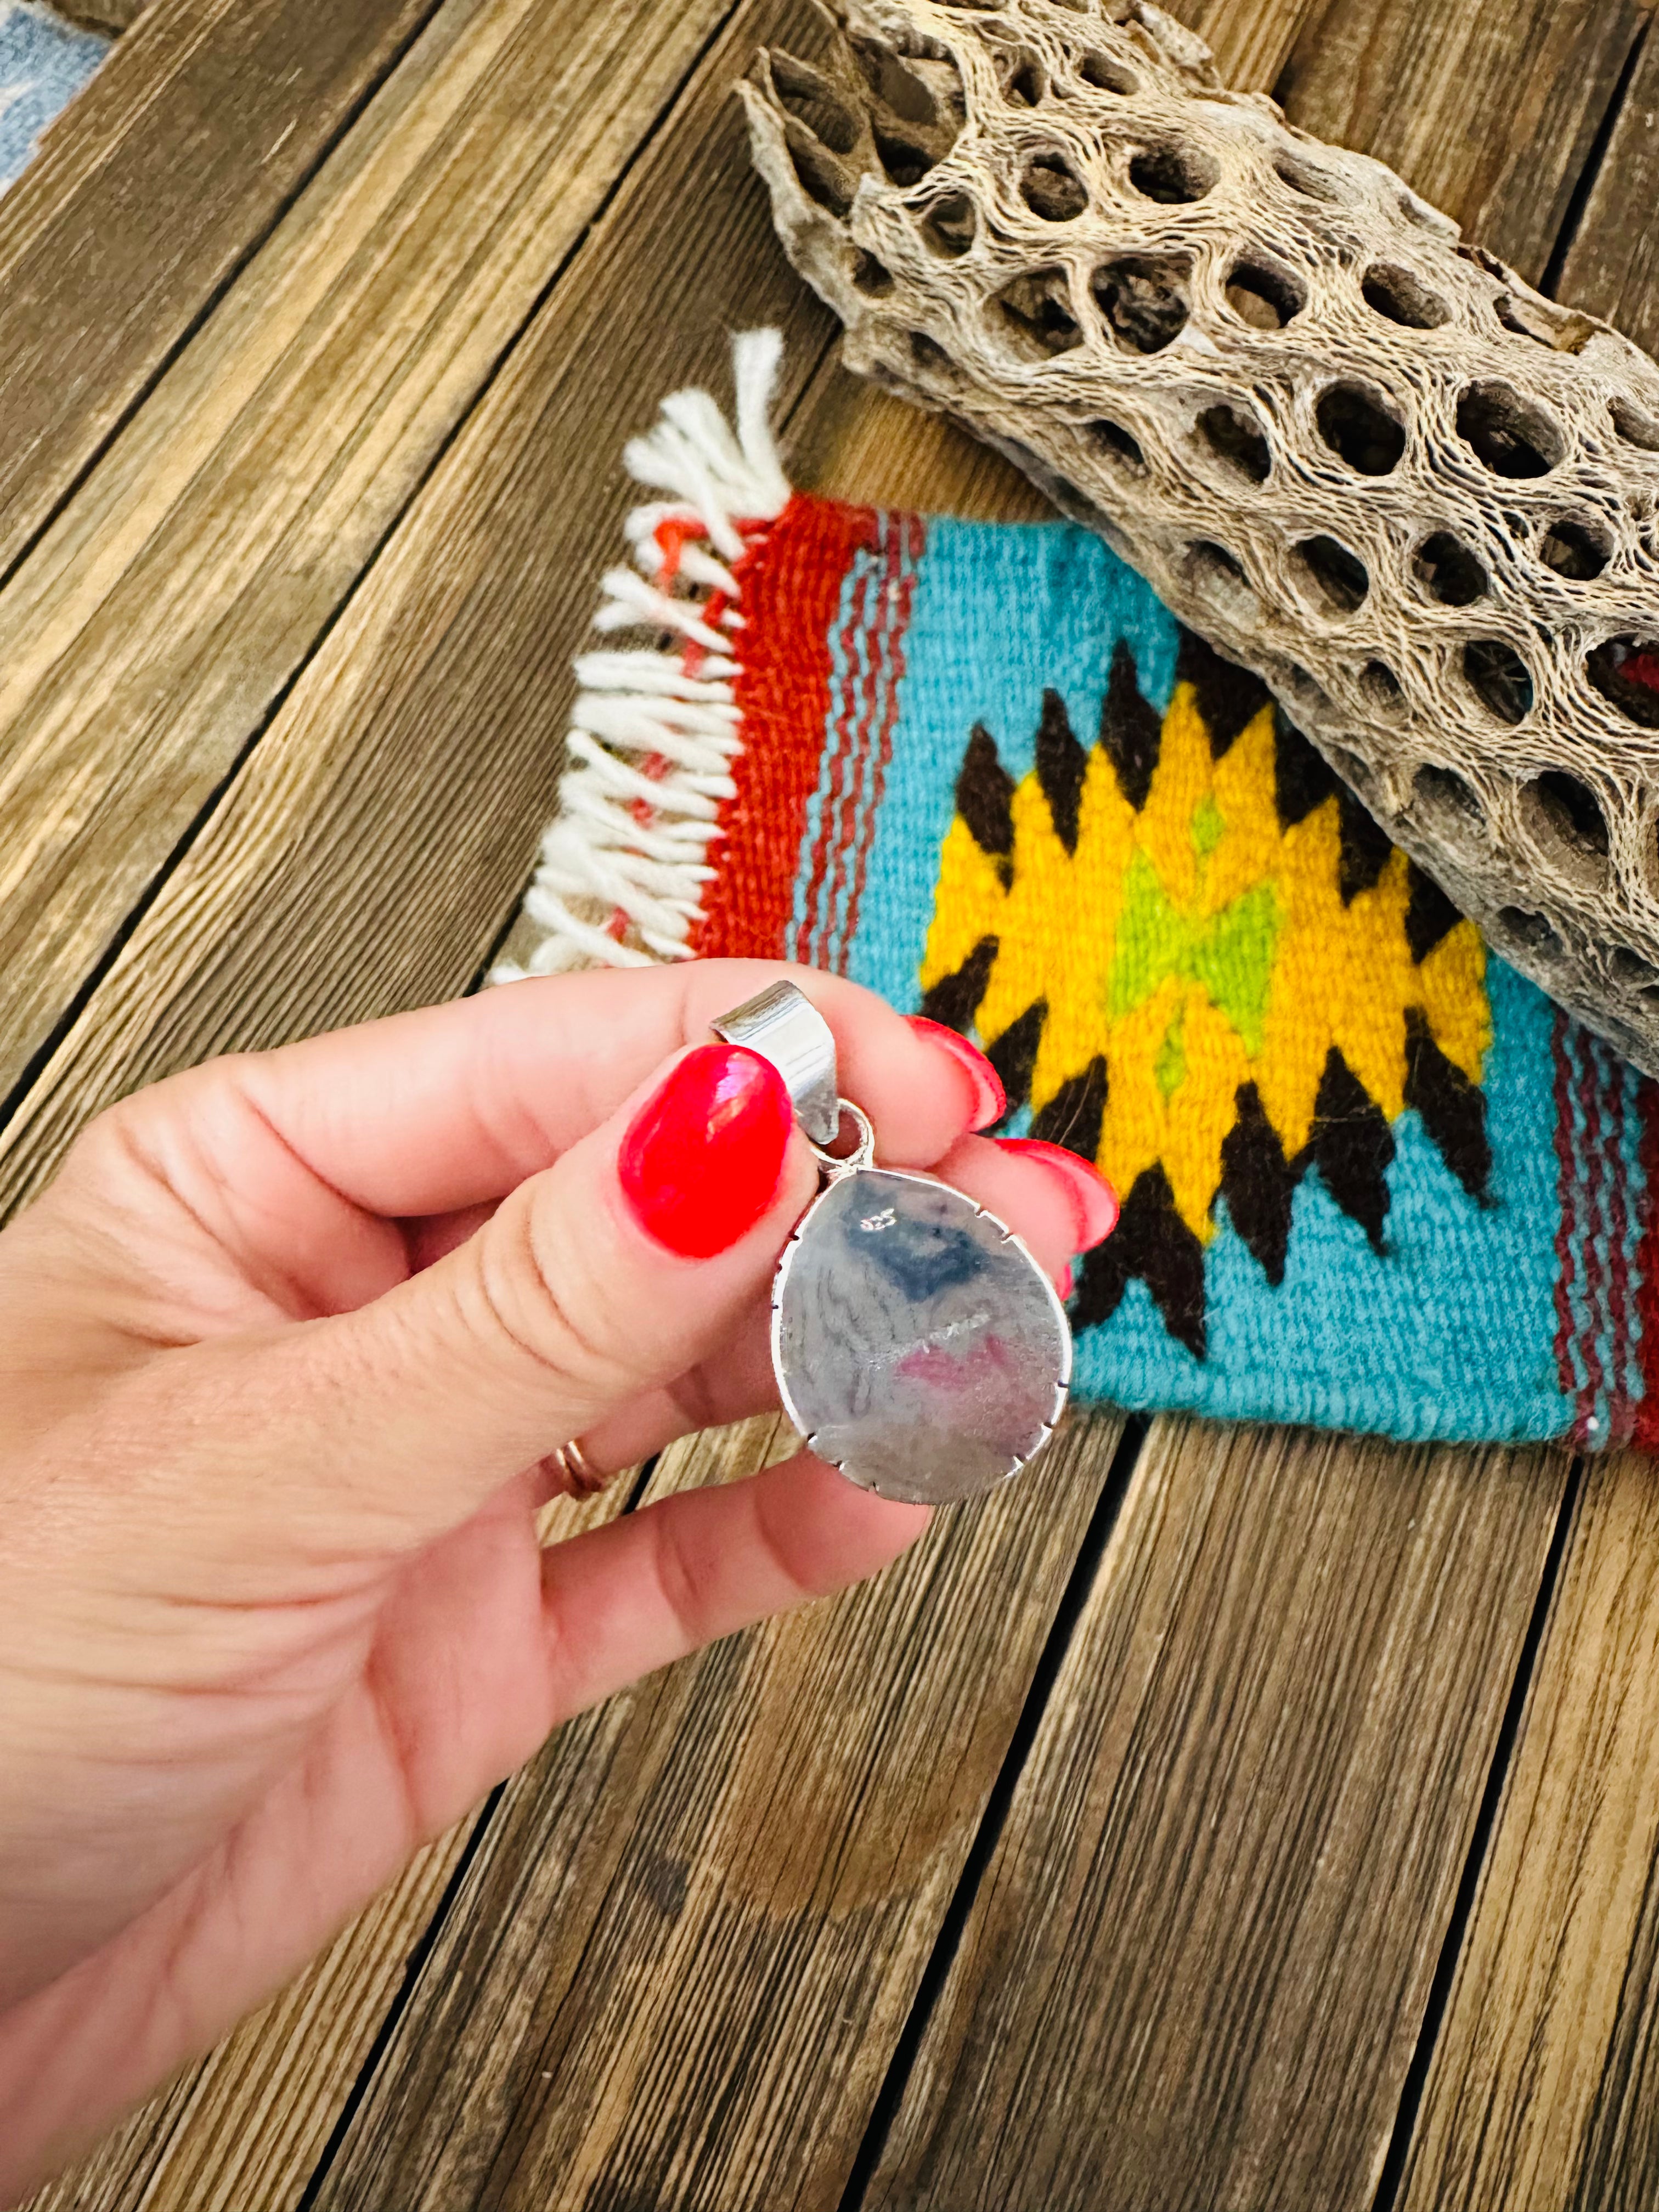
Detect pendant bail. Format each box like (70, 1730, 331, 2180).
(712, 980, 843, 1148)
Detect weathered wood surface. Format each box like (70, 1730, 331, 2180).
(0, 0, 767, 1121)
(1558, 19, 1659, 358)
(863, 1426, 1564, 2212)
(1274, 0, 1649, 284)
(0, 0, 837, 1220)
(10, 0, 1659, 2205)
(0, 0, 444, 587)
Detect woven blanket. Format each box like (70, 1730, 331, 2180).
(0, 2, 106, 195)
(506, 333, 1659, 1456)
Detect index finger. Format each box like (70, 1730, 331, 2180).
(169, 962, 985, 1218)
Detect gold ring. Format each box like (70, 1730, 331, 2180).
(546, 1436, 611, 1500)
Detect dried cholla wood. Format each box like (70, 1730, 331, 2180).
(742, 0, 1659, 1075)
(50, 1, 145, 29)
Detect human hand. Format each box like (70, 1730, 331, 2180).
(0, 961, 1113, 2196)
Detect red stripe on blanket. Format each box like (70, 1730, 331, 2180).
(690, 493, 877, 960)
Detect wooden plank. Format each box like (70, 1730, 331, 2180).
(1276, 0, 1647, 283)
(0, 0, 751, 1119)
(1556, 21, 1659, 356)
(23, 1482, 630, 2212)
(301, 1411, 1127, 2210)
(861, 1424, 1565, 2210)
(1169, 0, 1324, 93)
(1393, 1455, 1659, 2212)
(0, 0, 443, 584)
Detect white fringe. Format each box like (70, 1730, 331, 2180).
(491, 329, 792, 980)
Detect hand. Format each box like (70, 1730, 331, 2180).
(0, 961, 1112, 2197)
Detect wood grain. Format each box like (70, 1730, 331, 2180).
(1558, 20, 1659, 355)
(21, 1480, 630, 2212)
(861, 1424, 1566, 2212)
(1169, 0, 1324, 93)
(1276, 0, 1647, 284)
(0, 0, 752, 1117)
(0, 0, 442, 585)
(1395, 1454, 1659, 2212)
(303, 1411, 1127, 2210)
(0, 0, 838, 1219)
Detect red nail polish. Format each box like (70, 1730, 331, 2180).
(996, 1138, 1120, 1251)
(1057, 1261, 1075, 1300)
(618, 1045, 793, 1258)
(907, 1017, 1007, 1131)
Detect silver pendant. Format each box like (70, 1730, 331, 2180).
(714, 983, 1071, 1505)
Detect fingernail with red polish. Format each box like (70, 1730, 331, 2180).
(996, 1137, 1120, 1250)
(907, 1017, 1007, 1131)
(618, 1045, 793, 1258)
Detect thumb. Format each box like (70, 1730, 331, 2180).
(133, 1043, 815, 1561)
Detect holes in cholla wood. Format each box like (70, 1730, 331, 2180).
(1128, 142, 1217, 204)
(1415, 531, 1488, 606)
(1523, 770, 1610, 879)
(1457, 381, 1565, 477)
(850, 37, 938, 126)
(1084, 417, 1146, 471)
(1587, 636, 1659, 729)
(1197, 402, 1270, 484)
(1328, 742, 1377, 796)
(919, 192, 975, 257)
(1003, 50, 1046, 105)
(1281, 662, 1334, 718)
(1090, 253, 1189, 353)
(1184, 538, 1260, 620)
(853, 251, 894, 296)
(1360, 659, 1404, 714)
(993, 268, 1082, 358)
(1538, 516, 1612, 580)
(1316, 383, 1406, 475)
(1020, 151, 1088, 221)
(1463, 637, 1534, 724)
(1496, 905, 1565, 959)
(1611, 397, 1659, 452)
(875, 128, 939, 185)
(1361, 262, 1451, 330)
(787, 132, 854, 216)
(1414, 763, 1486, 839)
(773, 55, 860, 153)
(909, 330, 955, 374)
(1080, 50, 1138, 94)
(1224, 258, 1304, 330)
(1295, 534, 1368, 614)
